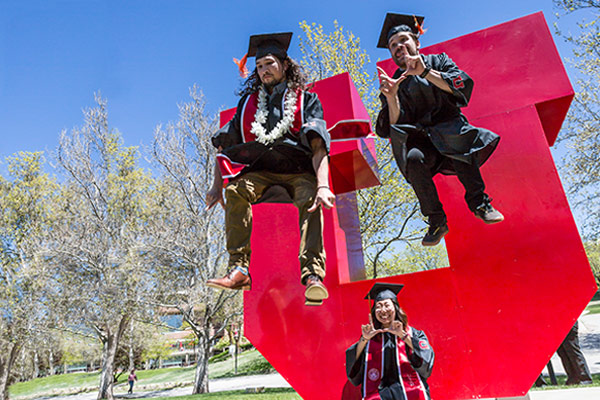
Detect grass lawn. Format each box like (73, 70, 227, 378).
(586, 302, 600, 315)
(151, 388, 300, 400)
(8, 371, 101, 397)
(531, 373, 600, 390)
(9, 349, 273, 399)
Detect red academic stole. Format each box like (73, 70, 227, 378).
(363, 330, 429, 400)
(216, 88, 304, 181)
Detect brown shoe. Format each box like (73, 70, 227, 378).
(473, 200, 504, 224)
(304, 275, 328, 306)
(206, 267, 251, 291)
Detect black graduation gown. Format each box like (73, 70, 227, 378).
(212, 81, 330, 175)
(376, 53, 499, 179)
(346, 329, 435, 400)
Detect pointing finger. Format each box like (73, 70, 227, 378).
(376, 66, 389, 79)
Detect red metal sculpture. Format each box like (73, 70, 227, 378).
(221, 12, 596, 400)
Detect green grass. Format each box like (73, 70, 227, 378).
(586, 302, 600, 315)
(531, 373, 600, 390)
(9, 349, 273, 399)
(151, 388, 300, 400)
(8, 371, 101, 397)
(209, 349, 274, 379)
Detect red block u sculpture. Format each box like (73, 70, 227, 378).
(222, 12, 596, 400)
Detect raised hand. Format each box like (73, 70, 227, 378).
(400, 54, 427, 77)
(383, 320, 407, 339)
(361, 314, 383, 340)
(377, 66, 406, 100)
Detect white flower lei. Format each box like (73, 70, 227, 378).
(250, 84, 298, 145)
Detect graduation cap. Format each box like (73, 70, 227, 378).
(234, 32, 293, 78)
(377, 13, 426, 49)
(365, 282, 404, 304)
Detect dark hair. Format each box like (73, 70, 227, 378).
(371, 297, 408, 330)
(237, 55, 307, 97)
(387, 31, 419, 50)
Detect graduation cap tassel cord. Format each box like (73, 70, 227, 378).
(413, 15, 426, 36)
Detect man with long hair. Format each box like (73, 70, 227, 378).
(206, 32, 333, 306)
(376, 13, 504, 247)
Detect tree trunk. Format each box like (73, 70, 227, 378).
(0, 342, 21, 400)
(48, 349, 54, 376)
(128, 323, 134, 372)
(128, 344, 134, 372)
(191, 333, 209, 394)
(97, 316, 130, 400)
(33, 350, 39, 379)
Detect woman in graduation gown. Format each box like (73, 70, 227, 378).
(346, 283, 434, 400)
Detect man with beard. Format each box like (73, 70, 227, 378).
(376, 13, 504, 246)
(205, 32, 334, 306)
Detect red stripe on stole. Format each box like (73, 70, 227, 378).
(363, 334, 428, 400)
(241, 89, 304, 143)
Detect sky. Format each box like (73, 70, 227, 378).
(0, 0, 588, 173)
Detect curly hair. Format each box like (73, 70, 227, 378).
(237, 55, 308, 97)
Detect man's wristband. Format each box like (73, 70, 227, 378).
(317, 186, 330, 190)
(420, 67, 431, 79)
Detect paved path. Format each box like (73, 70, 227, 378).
(543, 311, 600, 376)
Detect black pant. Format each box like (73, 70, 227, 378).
(404, 144, 486, 224)
(557, 322, 592, 384)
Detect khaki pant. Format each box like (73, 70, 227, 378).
(225, 171, 326, 284)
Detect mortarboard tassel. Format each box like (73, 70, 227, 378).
(233, 53, 249, 78)
(413, 15, 427, 35)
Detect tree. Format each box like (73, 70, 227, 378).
(0, 152, 57, 400)
(51, 94, 161, 400)
(151, 86, 241, 394)
(583, 241, 600, 287)
(554, 1, 600, 240)
(298, 21, 429, 278)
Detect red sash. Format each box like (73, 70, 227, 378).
(217, 89, 304, 182)
(363, 329, 429, 400)
(240, 88, 304, 143)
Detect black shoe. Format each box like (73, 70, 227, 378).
(473, 200, 504, 224)
(422, 223, 449, 246)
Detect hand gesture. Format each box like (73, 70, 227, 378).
(400, 54, 426, 77)
(361, 314, 383, 341)
(377, 66, 406, 100)
(205, 185, 225, 211)
(383, 320, 407, 340)
(308, 187, 335, 213)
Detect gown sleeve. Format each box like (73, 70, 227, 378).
(211, 96, 246, 150)
(300, 91, 330, 153)
(433, 53, 474, 108)
(376, 86, 411, 139)
(408, 329, 435, 379)
(376, 95, 392, 138)
(345, 341, 366, 387)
